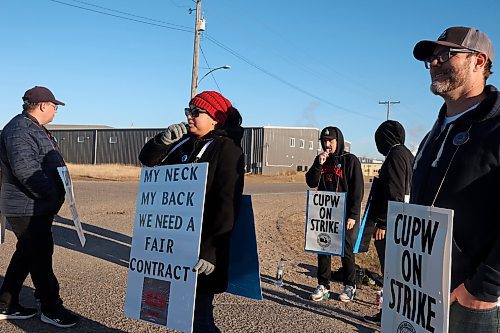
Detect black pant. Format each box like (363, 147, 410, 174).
(193, 292, 220, 333)
(374, 238, 386, 274)
(0, 214, 62, 313)
(317, 228, 356, 288)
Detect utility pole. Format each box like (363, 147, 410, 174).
(379, 100, 400, 120)
(190, 0, 202, 99)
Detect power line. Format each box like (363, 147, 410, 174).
(69, 0, 190, 28)
(200, 46, 222, 93)
(47, 0, 379, 121)
(220, 0, 384, 101)
(47, 0, 194, 33)
(204, 34, 379, 121)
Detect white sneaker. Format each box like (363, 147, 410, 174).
(339, 285, 356, 302)
(311, 285, 330, 301)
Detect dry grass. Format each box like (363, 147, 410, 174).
(66, 163, 309, 183)
(245, 172, 305, 183)
(66, 163, 141, 181)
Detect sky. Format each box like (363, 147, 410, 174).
(1, 0, 499, 158)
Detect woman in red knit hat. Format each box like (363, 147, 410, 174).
(139, 91, 244, 332)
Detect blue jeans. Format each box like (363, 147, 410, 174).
(193, 292, 220, 333)
(449, 302, 499, 333)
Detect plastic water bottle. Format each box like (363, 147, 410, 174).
(275, 255, 285, 287)
(376, 290, 384, 309)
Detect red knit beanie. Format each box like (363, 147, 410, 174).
(189, 91, 232, 125)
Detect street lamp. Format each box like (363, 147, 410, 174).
(196, 65, 231, 89)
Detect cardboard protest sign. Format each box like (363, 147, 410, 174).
(227, 195, 262, 300)
(304, 190, 346, 256)
(382, 201, 453, 333)
(124, 163, 208, 333)
(57, 166, 86, 247)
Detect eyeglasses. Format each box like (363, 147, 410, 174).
(47, 102, 58, 111)
(424, 48, 478, 69)
(184, 107, 207, 118)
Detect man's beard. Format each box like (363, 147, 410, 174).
(430, 60, 471, 96)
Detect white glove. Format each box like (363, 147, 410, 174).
(160, 122, 188, 145)
(193, 259, 215, 275)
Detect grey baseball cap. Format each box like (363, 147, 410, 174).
(413, 26, 494, 63)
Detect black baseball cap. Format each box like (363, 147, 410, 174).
(320, 126, 337, 140)
(22, 86, 65, 106)
(413, 26, 494, 63)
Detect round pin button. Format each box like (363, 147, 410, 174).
(453, 131, 469, 146)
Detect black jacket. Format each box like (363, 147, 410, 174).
(0, 112, 65, 217)
(139, 128, 245, 293)
(411, 85, 500, 302)
(368, 121, 414, 230)
(305, 127, 364, 223)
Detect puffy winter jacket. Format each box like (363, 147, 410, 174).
(0, 112, 65, 217)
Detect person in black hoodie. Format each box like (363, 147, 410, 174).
(139, 91, 244, 333)
(362, 120, 414, 326)
(306, 126, 364, 303)
(412, 27, 499, 332)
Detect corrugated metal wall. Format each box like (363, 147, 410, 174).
(52, 128, 163, 165)
(95, 129, 162, 165)
(241, 128, 264, 174)
(28, 127, 321, 174)
(52, 130, 96, 164)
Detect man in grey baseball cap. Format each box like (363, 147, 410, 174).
(413, 26, 494, 64)
(411, 27, 499, 333)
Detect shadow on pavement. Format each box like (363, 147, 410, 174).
(0, 277, 128, 333)
(260, 274, 379, 333)
(53, 215, 131, 267)
(297, 263, 317, 278)
(261, 274, 311, 299)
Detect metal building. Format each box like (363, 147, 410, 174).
(51, 128, 163, 165)
(1, 125, 353, 175)
(243, 126, 351, 175)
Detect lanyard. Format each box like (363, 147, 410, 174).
(162, 137, 213, 163)
(430, 124, 473, 207)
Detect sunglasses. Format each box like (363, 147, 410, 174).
(184, 107, 208, 118)
(424, 48, 478, 69)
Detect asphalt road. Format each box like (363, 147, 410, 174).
(0, 181, 380, 333)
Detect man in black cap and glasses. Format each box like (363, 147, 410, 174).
(412, 27, 499, 332)
(0, 86, 79, 328)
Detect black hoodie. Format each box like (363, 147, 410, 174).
(367, 120, 414, 230)
(139, 127, 245, 294)
(411, 85, 500, 302)
(306, 127, 364, 223)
